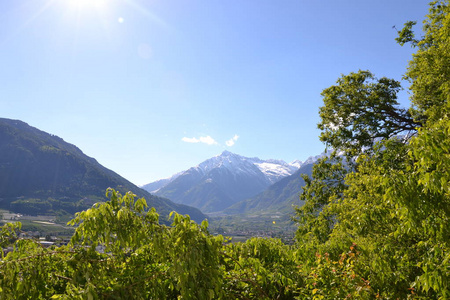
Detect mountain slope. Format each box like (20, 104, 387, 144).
(223, 162, 314, 215)
(141, 172, 183, 193)
(0, 118, 205, 222)
(147, 151, 300, 213)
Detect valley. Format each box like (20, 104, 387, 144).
(0, 117, 321, 239)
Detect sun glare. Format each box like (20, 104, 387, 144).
(68, 0, 107, 9)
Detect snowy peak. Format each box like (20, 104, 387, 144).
(195, 151, 250, 174)
(191, 151, 299, 184)
(289, 160, 303, 169)
(253, 161, 298, 184)
(193, 152, 248, 176)
(141, 151, 303, 212)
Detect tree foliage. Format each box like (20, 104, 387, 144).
(0, 190, 300, 299)
(296, 1, 450, 298)
(318, 70, 419, 157)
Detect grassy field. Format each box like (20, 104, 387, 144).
(0, 209, 74, 237)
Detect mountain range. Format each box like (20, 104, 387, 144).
(223, 160, 317, 215)
(0, 118, 205, 222)
(0, 117, 325, 224)
(142, 151, 324, 214)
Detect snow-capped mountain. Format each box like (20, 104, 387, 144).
(193, 151, 299, 184)
(223, 152, 331, 215)
(142, 151, 302, 213)
(287, 159, 303, 169)
(141, 171, 183, 193)
(302, 152, 328, 165)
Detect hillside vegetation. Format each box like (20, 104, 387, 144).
(0, 1, 449, 298)
(0, 118, 205, 223)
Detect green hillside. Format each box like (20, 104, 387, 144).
(0, 118, 205, 222)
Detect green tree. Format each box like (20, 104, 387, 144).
(402, 0, 450, 123)
(295, 1, 449, 298)
(0, 189, 226, 299)
(318, 70, 419, 158)
(0, 189, 304, 299)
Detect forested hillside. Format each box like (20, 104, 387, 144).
(0, 1, 448, 299)
(0, 118, 205, 222)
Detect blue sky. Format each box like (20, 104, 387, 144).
(1, 0, 429, 185)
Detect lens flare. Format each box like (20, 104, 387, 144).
(68, 0, 107, 9)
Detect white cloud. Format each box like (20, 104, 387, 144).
(182, 137, 199, 143)
(182, 136, 218, 145)
(199, 136, 218, 145)
(225, 134, 239, 147)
